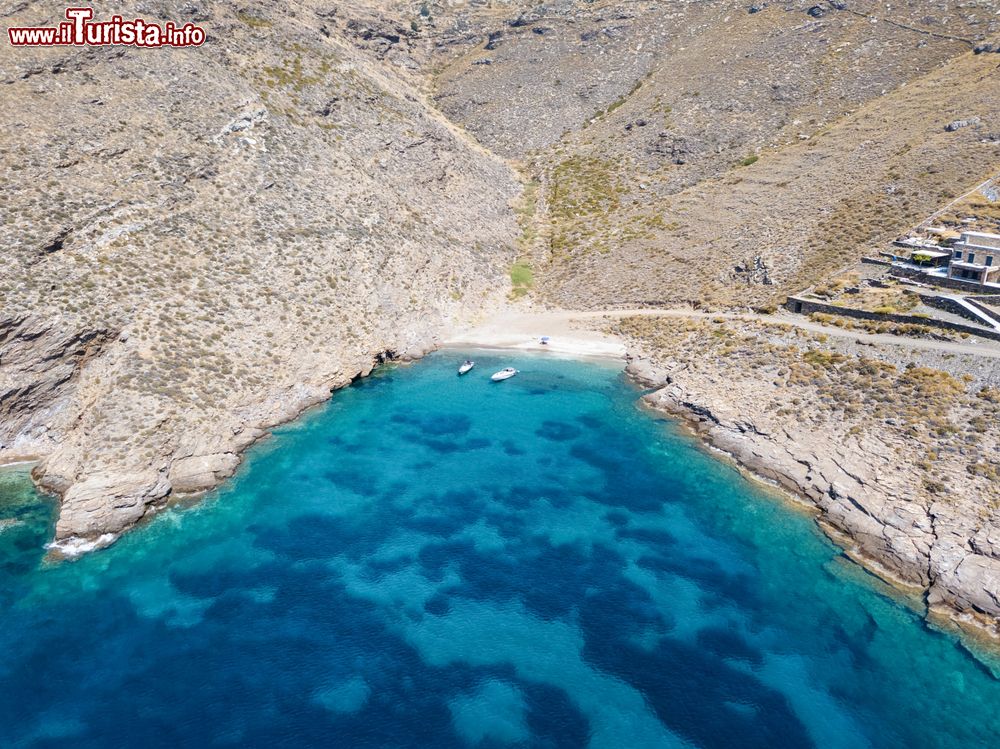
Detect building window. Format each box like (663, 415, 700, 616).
(987, 256, 994, 267)
(968, 252, 976, 263)
(954, 249, 962, 258)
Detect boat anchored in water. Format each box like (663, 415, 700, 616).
(458, 360, 475, 375)
(491, 367, 518, 382)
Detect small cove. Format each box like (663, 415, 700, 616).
(1, 350, 999, 748)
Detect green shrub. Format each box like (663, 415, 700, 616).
(510, 261, 534, 297)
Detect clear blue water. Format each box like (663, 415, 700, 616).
(1, 351, 999, 748)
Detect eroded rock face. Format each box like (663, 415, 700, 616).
(55, 471, 171, 539)
(0, 316, 116, 460)
(626, 348, 1000, 639)
(929, 504, 1000, 625)
(169, 453, 240, 494)
(0, 0, 520, 546)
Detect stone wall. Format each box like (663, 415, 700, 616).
(920, 295, 985, 324)
(887, 265, 994, 293)
(965, 298, 1000, 327)
(784, 296, 1000, 342)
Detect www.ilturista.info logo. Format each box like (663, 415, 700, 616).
(7, 7, 206, 47)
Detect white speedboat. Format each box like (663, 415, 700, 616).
(458, 360, 475, 375)
(491, 367, 518, 382)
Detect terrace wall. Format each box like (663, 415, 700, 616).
(784, 296, 1000, 343)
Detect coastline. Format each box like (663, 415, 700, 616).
(450, 306, 1000, 661)
(12, 302, 625, 558)
(10, 301, 1000, 655)
(633, 377, 1000, 671)
(20, 335, 445, 560)
(627, 365, 1000, 661)
(443, 305, 627, 360)
(0, 458, 39, 469)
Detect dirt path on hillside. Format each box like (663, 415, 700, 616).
(445, 306, 1000, 360)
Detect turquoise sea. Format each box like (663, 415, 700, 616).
(1, 351, 999, 748)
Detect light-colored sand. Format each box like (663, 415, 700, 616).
(446, 305, 1000, 361)
(444, 307, 628, 360)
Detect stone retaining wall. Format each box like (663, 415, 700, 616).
(965, 298, 1000, 327)
(784, 296, 1000, 342)
(887, 265, 993, 293)
(920, 295, 985, 325)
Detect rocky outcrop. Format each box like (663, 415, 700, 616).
(626, 352, 1000, 640)
(54, 471, 170, 541)
(168, 452, 240, 494)
(946, 117, 982, 132)
(0, 316, 116, 460)
(0, 1, 520, 549)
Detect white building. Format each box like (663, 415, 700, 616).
(948, 231, 1000, 285)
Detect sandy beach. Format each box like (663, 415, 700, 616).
(443, 306, 628, 360)
(446, 304, 1000, 361)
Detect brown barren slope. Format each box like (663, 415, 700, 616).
(0, 0, 520, 552)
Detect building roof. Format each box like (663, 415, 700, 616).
(898, 237, 939, 248)
(927, 227, 961, 240)
(951, 261, 989, 271)
(959, 232, 1000, 249)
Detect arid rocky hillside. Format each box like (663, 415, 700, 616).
(424, 0, 1000, 308)
(617, 314, 1000, 639)
(3, 0, 1000, 578)
(0, 0, 520, 551)
(411, 0, 1000, 639)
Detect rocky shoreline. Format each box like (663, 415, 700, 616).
(0, 0, 523, 557)
(623, 351, 1000, 649)
(443, 306, 1000, 651)
(30, 336, 444, 559)
(10, 300, 1000, 656)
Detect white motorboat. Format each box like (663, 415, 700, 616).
(491, 367, 518, 382)
(458, 360, 475, 375)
